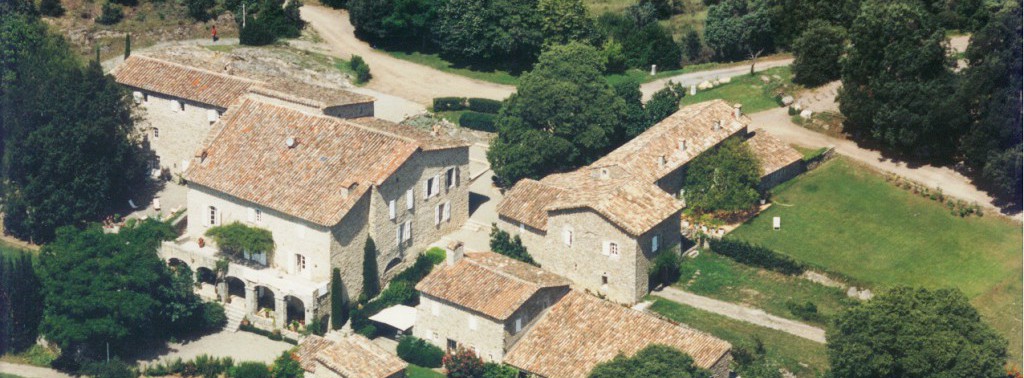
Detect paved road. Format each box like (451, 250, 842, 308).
(654, 287, 827, 343)
(300, 5, 516, 106)
(0, 362, 71, 378)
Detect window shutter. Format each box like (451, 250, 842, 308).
(247, 208, 255, 223)
(443, 201, 451, 222)
(602, 241, 610, 256)
(216, 208, 222, 226)
(652, 235, 659, 251)
(563, 229, 572, 246)
(396, 224, 402, 245)
(424, 178, 430, 198)
(432, 174, 440, 196)
(404, 220, 412, 241)
(169, 99, 178, 112)
(204, 207, 210, 226)
(406, 189, 414, 210)
(435, 204, 441, 225)
(455, 167, 461, 187)
(388, 200, 396, 220)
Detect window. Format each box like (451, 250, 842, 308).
(442, 201, 451, 222)
(152, 128, 160, 139)
(657, 155, 666, 168)
(143, 93, 149, 103)
(519, 223, 525, 233)
(179, 101, 186, 112)
(602, 241, 619, 257)
(295, 254, 306, 272)
(388, 200, 396, 220)
(398, 220, 412, 243)
(431, 331, 439, 342)
(601, 274, 609, 285)
(425, 175, 440, 198)
(563, 228, 573, 247)
(406, 189, 414, 210)
(207, 206, 219, 226)
(445, 167, 457, 188)
(255, 209, 262, 223)
(652, 235, 659, 252)
(514, 317, 523, 333)
(207, 109, 219, 123)
(447, 339, 457, 352)
(468, 315, 478, 330)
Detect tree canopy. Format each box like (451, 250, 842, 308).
(838, 0, 963, 161)
(682, 138, 761, 215)
(0, 10, 147, 243)
(827, 287, 1007, 378)
(589, 344, 710, 378)
(956, 1, 1022, 208)
(791, 20, 845, 87)
(487, 42, 627, 186)
(704, 0, 775, 61)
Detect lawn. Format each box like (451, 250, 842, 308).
(679, 66, 795, 113)
(384, 50, 522, 86)
(649, 297, 829, 377)
(729, 157, 1023, 363)
(677, 251, 853, 328)
(406, 364, 445, 378)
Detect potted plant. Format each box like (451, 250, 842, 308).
(198, 237, 205, 248)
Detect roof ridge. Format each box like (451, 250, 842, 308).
(464, 254, 554, 289)
(130, 55, 265, 85)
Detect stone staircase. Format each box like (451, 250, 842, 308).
(223, 302, 247, 332)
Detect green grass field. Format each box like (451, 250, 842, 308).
(649, 297, 829, 377)
(729, 157, 1023, 363)
(407, 364, 445, 378)
(677, 251, 853, 328)
(679, 66, 794, 113)
(384, 50, 522, 86)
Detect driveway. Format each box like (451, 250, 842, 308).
(137, 329, 293, 366)
(654, 287, 826, 343)
(300, 5, 516, 106)
(638, 58, 793, 100)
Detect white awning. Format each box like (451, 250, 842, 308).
(369, 305, 417, 331)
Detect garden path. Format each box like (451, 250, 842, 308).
(653, 287, 827, 343)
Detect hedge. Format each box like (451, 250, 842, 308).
(238, 324, 298, 345)
(467, 98, 502, 114)
(708, 239, 805, 276)
(459, 112, 497, 132)
(397, 336, 444, 368)
(433, 97, 467, 112)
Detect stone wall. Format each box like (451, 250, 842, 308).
(186, 183, 334, 282)
(759, 159, 805, 192)
(131, 88, 221, 176)
(414, 294, 507, 363)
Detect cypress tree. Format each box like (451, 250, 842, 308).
(361, 237, 379, 301)
(124, 33, 130, 60)
(9, 254, 41, 352)
(330, 268, 347, 330)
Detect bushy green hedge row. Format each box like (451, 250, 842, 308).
(238, 324, 297, 345)
(350, 252, 443, 337)
(459, 111, 497, 132)
(708, 239, 805, 276)
(350, 55, 371, 84)
(397, 336, 444, 368)
(433, 97, 502, 114)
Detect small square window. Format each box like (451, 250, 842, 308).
(152, 128, 160, 139)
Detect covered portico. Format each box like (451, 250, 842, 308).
(160, 236, 328, 329)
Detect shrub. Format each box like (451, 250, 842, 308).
(482, 362, 519, 378)
(239, 17, 277, 46)
(199, 301, 227, 331)
(467, 98, 502, 114)
(355, 324, 377, 338)
(377, 280, 416, 306)
(459, 112, 497, 132)
(320, 0, 346, 8)
(349, 55, 371, 84)
(709, 239, 805, 275)
(424, 247, 446, 265)
(392, 254, 437, 284)
(785, 300, 824, 323)
(489, 224, 536, 265)
(270, 351, 303, 378)
(186, 0, 214, 21)
(80, 359, 135, 378)
(648, 249, 682, 288)
(39, 0, 65, 17)
(444, 347, 484, 378)
(397, 336, 444, 368)
(97, 2, 124, 25)
(229, 362, 271, 378)
(433, 97, 467, 112)
(205, 222, 275, 260)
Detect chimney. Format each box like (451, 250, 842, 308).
(713, 120, 721, 131)
(733, 103, 743, 119)
(446, 241, 464, 266)
(679, 139, 687, 151)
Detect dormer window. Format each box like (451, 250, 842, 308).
(679, 139, 687, 151)
(657, 156, 666, 168)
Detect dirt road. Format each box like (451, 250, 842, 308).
(638, 58, 793, 100)
(300, 5, 516, 106)
(654, 287, 827, 343)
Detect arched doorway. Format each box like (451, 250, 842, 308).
(255, 285, 275, 315)
(196, 267, 216, 285)
(168, 258, 190, 273)
(226, 276, 246, 301)
(285, 295, 306, 328)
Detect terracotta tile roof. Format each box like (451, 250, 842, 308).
(497, 167, 683, 235)
(415, 252, 570, 321)
(504, 291, 731, 378)
(294, 335, 334, 372)
(348, 117, 470, 151)
(744, 129, 803, 178)
(295, 335, 408, 377)
(593, 99, 748, 183)
(185, 98, 422, 226)
(112, 55, 260, 108)
(112, 55, 373, 110)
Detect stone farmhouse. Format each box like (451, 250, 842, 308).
(112, 55, 375, 177)
(414, 244, 571, 362)
(497, 99, 804, 304)
(413, 247, 732, 377)
(159, 95, 470, 330)
(295, 334, 408, 378)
